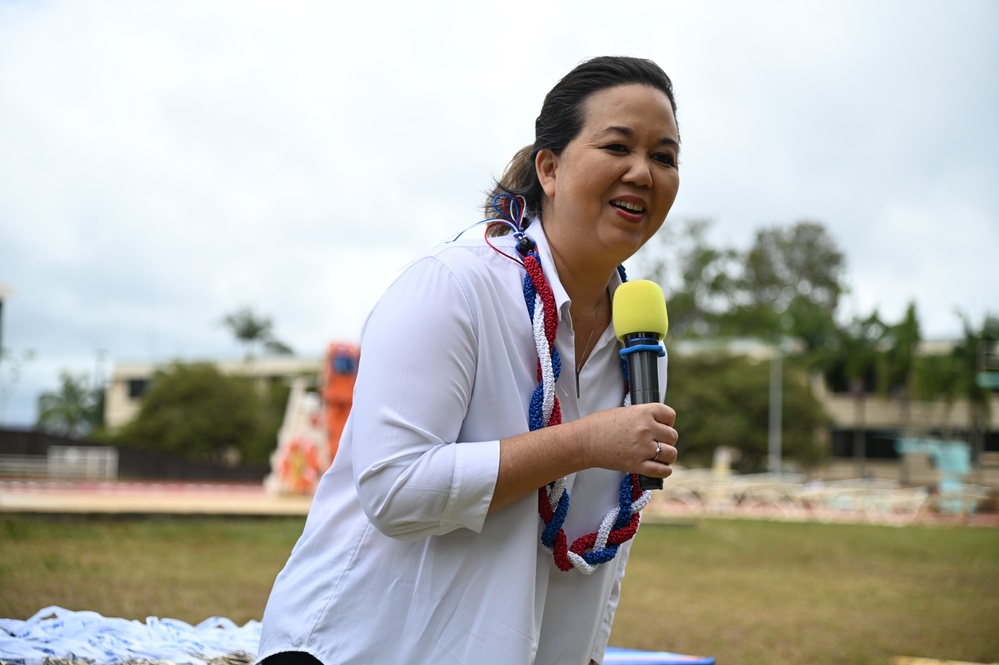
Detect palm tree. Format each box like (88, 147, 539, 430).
(912, 312, 997, 479)
(820, 311, 886, 478)
(222, 307, 293, 360)
(880, 303, 922, 432)
(952, 313, 998, 472)
(913, 352, 962, 437)
(878, 303, 922, 482)
(36, 371, 96, 437)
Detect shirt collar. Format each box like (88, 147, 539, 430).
(524, 219, 569, 314)
(523, 218, 626, 322)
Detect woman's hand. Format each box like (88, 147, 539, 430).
(578, 402, 678, 478)
(491, 403, 678, 512)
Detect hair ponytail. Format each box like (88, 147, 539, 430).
(484, 145, 540, 234)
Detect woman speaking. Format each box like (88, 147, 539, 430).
(258, 55, 681, 665)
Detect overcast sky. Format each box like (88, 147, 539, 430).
(1, 0, 997, 427)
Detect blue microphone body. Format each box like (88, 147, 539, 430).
(621, 332, 665, 491)
(613, 280, 670, 492)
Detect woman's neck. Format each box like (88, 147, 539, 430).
(541, 222, 617, 308)
(541, 224, 615, 392)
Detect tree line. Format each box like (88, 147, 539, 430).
(30, 220, 998, 473)
(632, 218, 997, 471)
(32, 307, 293, 467)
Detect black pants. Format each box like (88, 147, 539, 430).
(260, 652, 324, 665)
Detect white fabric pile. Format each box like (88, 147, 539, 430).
(0, 606, 715, 665)
(0, 607, 260, 665)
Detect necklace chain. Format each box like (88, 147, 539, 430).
(547, 231, 606, 376)
(574, 291, 608, 397)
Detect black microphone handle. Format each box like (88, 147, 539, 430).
(626, 343, 665, 491)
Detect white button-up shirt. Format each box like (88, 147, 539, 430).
(258, 221, 668, 665)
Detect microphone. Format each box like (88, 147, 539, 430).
(612, 280, 669, 491)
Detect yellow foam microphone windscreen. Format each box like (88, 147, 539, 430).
(613, 280, 668, 341)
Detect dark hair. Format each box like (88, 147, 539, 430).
(485, 56, 678, 227)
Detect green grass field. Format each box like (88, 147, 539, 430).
(1, 515, 997, 665)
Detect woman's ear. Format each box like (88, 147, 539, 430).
(536, 149, 558, 199)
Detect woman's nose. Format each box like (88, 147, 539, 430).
(622, 157, 653, 187)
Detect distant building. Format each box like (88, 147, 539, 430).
(104, 356, 323, 431)
(670, 337, 999, 479)
(104, 338, 999, 482)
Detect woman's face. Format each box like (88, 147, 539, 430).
(537, 83, 680, 268)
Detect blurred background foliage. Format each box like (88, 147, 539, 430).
(665, 353, 827, 472)
(30, 218, 998, 473)
(106, 363, 287, 467)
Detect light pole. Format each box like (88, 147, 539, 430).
(767, 342, 783, 475)
(0, 284, 12, 377)
(0, 284, 11, 425)
(768, 335, 792, 475)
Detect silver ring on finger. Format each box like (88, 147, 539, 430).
(652, 440, 663, 462)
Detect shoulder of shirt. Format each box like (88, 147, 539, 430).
(406, 229, 522, 278)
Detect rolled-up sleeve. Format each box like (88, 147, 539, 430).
(351, 256, 500, 540)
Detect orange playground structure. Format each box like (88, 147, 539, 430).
(322, 342, 359, 464)
(265, 342, 360, 495)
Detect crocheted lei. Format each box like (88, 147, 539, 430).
(485, 194, 652, 575)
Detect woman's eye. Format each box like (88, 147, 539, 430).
(653, 153, 677, 167)
(602, 144, 629, 154)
